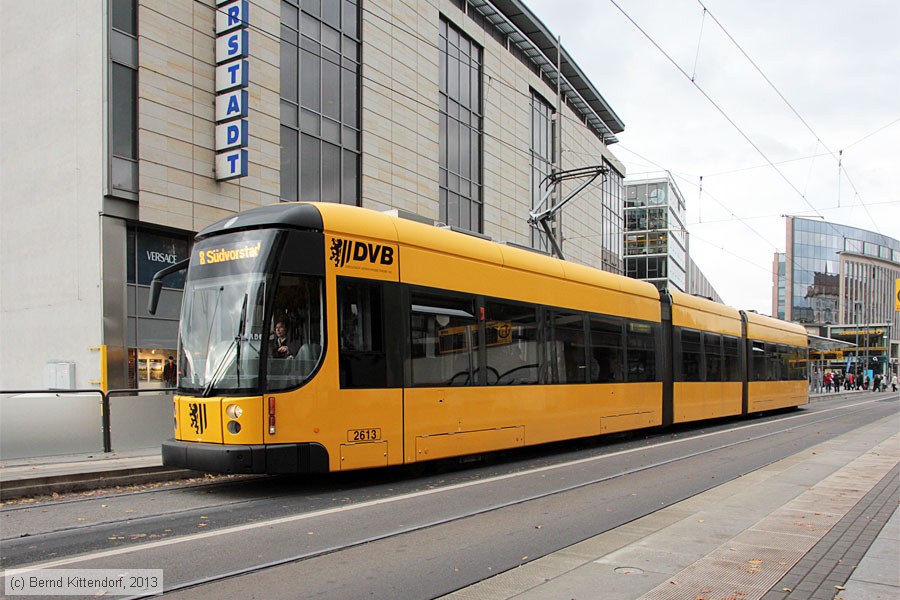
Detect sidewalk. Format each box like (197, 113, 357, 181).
(0, 448, 188, 500)
(443, 405, 899, 600)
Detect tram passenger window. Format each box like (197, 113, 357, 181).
(767, 343, 781, 380)
(337, 278, 386, 388)
(704, 333, 723, 382)
(589, 316, 623, 383)
(791, 346, 808, 380)
(788, 345, 803, 381)
(723, 336, 741, 381)
(410, 292, 477, 386)
(679, 329, 702, 382)
(546, 311, 586, 384)
(267, 275, 324, 391)
(751, 341, 766, 381)
(626, 322, 657, 382)
(486, 301, 539, 385)
(778, 344, 794, 381)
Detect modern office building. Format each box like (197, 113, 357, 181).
(623, 173, 721, 302)
(775, 216, 900, 377)
(0, 0, 628, 390)
(623, 174, 688, 292)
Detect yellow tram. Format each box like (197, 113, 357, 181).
(153, 203, 807, 474)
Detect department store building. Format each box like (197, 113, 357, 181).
(775, 216, 900, 377)
(0, 0, 627, 390)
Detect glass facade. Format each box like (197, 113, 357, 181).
(776, 253, 786, 320)
(125, 227, 192, 389)
(786, 218, 899, 378)
(624, 178, 687, 292)
(600, 163, 624, 274)
(439, 18, 483, 232)
(280, 0, 361, 204)
(109, 0, 138, 198)
(530, 91, 554, 252)
(787, 218, 900, 325)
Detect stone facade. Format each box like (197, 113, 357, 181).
(360, 0, 624, 269)
(137, 0, 282, 232)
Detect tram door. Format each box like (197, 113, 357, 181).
(335, 278, 403, 469)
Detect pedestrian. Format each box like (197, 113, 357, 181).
(892, 374, 898, 393)
(163, 355, 177, 389)
(872, 374, 881, 392)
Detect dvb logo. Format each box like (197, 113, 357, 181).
(330, 238, 395, 268)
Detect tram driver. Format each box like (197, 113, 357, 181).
(270, 320, 300, 359)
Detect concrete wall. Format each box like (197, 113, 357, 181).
(0, 0, 105, 389)
(0, 391, 173, 459)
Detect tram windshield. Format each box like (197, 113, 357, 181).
(176, 229, 324, 395)
(179, 272, 268, 394)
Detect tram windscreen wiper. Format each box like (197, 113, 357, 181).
(202, 339, 236, 398)
(235, 293, 248, 387)
(201, 292, 248, 397)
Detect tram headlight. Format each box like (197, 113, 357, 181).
(225, 404, 243, 419)
(226, 420, 242, 435)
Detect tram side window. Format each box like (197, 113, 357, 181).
(337, 278, 386, 388)
(777, 344, 801, 381)
(723, 335, 741, 381)
(750, 340, 767, 381)
(410, 292, 478, 387)
(545, 311, 587, 384)
(790, 346, 808, 380)
(589, 315, 623, 383)
(626, 322, 657, 382)
(767, 343, 781, 380)
(267, 275, 324, 391)
(486, 301, 540, 385)
(679, 329, 702, 382)
(704, 332, 723, 382)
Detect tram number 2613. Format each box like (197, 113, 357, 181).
(348, 428, 381, 442)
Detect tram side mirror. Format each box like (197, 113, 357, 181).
(147, 258, 190, 315)
(148, 279, 163, 315)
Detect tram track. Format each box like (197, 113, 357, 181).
(2, 394, 893, 598)
(0, 474, 263, 513)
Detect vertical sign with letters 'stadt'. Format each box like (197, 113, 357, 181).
(215, 0, 249, 181)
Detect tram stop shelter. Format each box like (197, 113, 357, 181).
(807, 333, 856, 391)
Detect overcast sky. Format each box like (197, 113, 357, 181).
(525, 0, 899, 314)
